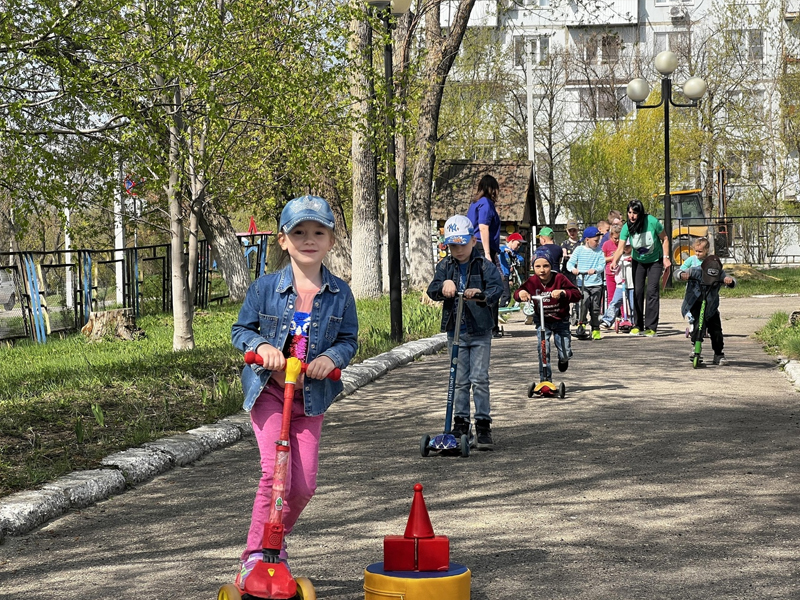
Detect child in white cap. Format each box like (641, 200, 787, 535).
(427, 215, 503, 450)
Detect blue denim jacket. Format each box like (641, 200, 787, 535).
(427, 247, 503, 336)
(231, 263, 359, 416)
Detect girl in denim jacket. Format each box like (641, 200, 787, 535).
(231, 195, 358, 587)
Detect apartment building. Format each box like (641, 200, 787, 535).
(440, 0, 798, 202)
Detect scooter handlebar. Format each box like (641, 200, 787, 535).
(244, 351, 342, 381)
(457, 291, 486, 302)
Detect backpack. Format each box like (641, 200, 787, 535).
(701, 255, 723, 287)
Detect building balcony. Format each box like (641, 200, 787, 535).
(497, 0, 638, 27)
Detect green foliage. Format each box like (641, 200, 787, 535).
(755, 311, 800, 360)
(0, 292, 442, 496)
(567, 87, 707, 223)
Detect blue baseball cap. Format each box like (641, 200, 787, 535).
(280, 195, 335, 233)
(582, 226, 600, 240)
(533, 249, 552, 266)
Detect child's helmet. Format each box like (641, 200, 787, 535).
(700, 255, 722, 286)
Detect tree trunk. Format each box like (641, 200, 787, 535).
(188, 206, 199, 306)
(167, 114, 194, 351)
(407, 0, 476, 291)
(349, 7, 382, 299)
(315, 166, 352, 282)
(197, 200, 250, 302)
(81, 308, 144, 341)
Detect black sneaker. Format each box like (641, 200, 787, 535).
(558, 358, 569, 372)
(449, 416, 470, 438)
(713, 353, 727, 365)
(475, 419, 494, 451)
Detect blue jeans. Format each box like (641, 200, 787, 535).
(447, 331, 492, 423)
(535, 320, 572, 382)
(601, 287, 635, 325)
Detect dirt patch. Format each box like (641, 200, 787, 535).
(724, 263, 781, 281)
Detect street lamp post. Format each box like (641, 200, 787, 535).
(626, 51, 707, 287)
(367, 0, 411, 343)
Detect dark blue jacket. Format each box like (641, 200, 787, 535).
(677, 266, 736, 319)
(427, 247, 503, 336)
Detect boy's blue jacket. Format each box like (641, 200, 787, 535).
(426, 247, 503, 336)
(676, 265, 736, 319)
(231, 263, 359, 416)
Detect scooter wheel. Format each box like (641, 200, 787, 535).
(558, 382, 566, 398)
(576, 325, 585, 337)
(692, 355, 701, 369)
(614, 321, 619, 334)
(218, 584, 242, 600)
(420, 434, 431, 458)
(460, 434, 470, 457)
(685, 327, 691, 338)
(295, 576, 316, 600)
(527, 381, 536, 398)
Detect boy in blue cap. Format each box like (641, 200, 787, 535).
(566, 226, 606, 340)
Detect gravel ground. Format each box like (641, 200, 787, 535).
(0, 296, 798, 600)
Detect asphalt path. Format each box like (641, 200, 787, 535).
(1, 296, 798, 600)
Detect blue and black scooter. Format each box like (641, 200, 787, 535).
(420, 291, 485, 458)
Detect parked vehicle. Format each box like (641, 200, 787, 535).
(654, 188, 731, 265)
(0, 270, 16, 310)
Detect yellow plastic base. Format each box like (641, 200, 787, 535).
(364, 562, 470, 600)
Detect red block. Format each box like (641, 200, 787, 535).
(417, 535, 450, 572)
(383, 535, 416, 571)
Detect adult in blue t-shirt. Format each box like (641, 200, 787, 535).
(467, 174, 502, 336)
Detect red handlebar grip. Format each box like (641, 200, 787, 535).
(244, 351, 342, 381)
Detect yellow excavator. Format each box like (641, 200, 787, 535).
(654, 180, 732, 265)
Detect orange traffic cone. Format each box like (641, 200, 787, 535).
(404, 483, 435, 539)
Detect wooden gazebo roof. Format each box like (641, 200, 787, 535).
(432, 160, 539, 227)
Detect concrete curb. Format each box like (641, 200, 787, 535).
(0, 333, 447, 539)
(783, 359, 800, 391)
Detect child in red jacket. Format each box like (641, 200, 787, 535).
(514, 250, 581, 378)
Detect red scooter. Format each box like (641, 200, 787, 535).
(218, 352, 341, 600)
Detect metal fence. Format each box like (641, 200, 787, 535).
(672, 215, 800, 267)
(550, 214, 800, 267)
(0, 233, 271, 344)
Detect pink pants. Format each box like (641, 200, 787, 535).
(605, 273, 616, 310)
(243, 381, 324, 560)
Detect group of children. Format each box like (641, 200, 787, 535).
(228, 197, 734, 590)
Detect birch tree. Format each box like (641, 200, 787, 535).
(406, 0, 476, 291)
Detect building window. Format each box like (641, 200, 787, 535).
(729, 29, 764, 63)
(579, 87, 630, 119)
(654, 31, 690, 58)
(583, 36, 598, 64)
(514, 35, 550, 67)
(601, 35, 620, 64)
(578, 34, 620, 65)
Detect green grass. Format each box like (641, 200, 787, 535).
(0, 293, 441, 498)
(755, 312, 800, 361)
(661, 266, 800, 299)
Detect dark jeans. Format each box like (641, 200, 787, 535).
(631, 260, 663, 331)
(580, 285, 603, 330)
(491, 250, 501, 333)
(690, 300, 724, 355)
(500, 276, 511, 308)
